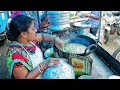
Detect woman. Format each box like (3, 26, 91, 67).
(6, 15, 64, 79)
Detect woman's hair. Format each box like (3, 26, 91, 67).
(6, 15, 35, 41)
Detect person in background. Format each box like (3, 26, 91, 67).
(84, 11, 101, 36)
(6, 15, 64, 79)
(29, 11, 48, 32)
(40, 11, 49, 30)
(10, 11, 22, 18)
(7, 11, 22, 30)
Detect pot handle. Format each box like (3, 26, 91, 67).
(84, 44, 97, 56)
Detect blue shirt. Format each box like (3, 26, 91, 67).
(89, 11, 100, 28)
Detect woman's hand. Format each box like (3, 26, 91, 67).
(45, 58, 60, 67)
(37, 58, 59, 75)
(53, 35, 64, 48)
(49, 58, 60, 67)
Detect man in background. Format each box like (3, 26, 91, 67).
(84, 11, 101, 36)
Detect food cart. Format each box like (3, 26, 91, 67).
(41, 11, 120, 79)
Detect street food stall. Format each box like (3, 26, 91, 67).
(40, 11, 120, 79)
(0, 11, 120, 79)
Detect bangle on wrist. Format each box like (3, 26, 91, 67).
(52, 35, 56, 42)
(38, 64, 43, 73)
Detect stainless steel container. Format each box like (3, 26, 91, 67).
(47, 11, 70, 31)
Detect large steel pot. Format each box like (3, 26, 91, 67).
(54, 35, 97, 76)
(54, 35, 97, 58)
(72, 21, 91, 35)
(47, 11, 70, 31)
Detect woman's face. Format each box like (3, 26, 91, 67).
(26, 21, 37, 41)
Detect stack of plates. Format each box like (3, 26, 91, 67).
(73, 22, 91, 28)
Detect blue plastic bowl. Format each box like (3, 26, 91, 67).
(44, 48, 54, 58)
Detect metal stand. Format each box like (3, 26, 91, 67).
(37, 11, 41, 32)
(96, 11, 102, 45)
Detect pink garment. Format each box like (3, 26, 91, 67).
(10, 11, 22, 18)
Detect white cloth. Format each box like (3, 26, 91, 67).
(16, 41, 44, 79)
(28, 42, 43, 69)
(29, 42, 44, 79)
